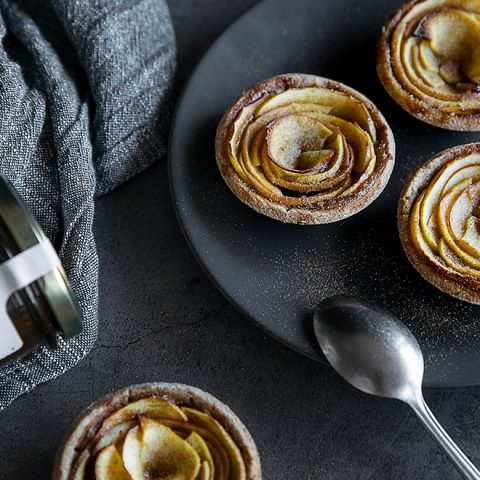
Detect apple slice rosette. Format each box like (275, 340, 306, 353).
(398, 143, 480, 303)
(378, 0, 480, 131)
(216, 74, 395, 224)
(54, 383, 261, 480)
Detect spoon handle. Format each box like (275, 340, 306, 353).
(410, 395, 480, 480)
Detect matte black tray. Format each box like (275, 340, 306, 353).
(169, 0, 480, 387)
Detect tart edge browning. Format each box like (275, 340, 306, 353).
(53, 383, 262, 480)
(215, 74, 395, 225)
(377, 0, 480, 131)
(398, 143, 480, 304)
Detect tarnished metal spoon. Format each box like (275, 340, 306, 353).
(313, 295, 480, 480)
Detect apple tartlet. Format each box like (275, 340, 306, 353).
(398, 143, 480, 303)
(377, 0, 480, 131)
(215, 74, 395, 224)
(54, 383, 261, 480)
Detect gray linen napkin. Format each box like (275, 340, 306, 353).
(0, 0, 176, 409)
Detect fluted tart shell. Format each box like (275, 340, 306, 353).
(215, 74, 395, 224)
(53, 383, 262, 480)
(398, 143, 480, 304)
(377, 0, 480, 131)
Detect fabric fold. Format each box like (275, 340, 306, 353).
(0, 0, 176, 410)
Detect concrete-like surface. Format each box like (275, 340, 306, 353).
(1, 1, 480, 479)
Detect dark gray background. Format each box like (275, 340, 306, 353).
(1, 1, 479, 479)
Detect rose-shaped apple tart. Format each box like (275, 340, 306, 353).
(216, 74, 395, 224)
(378, 0, 480, 130)
(399, 143, 480, 303)
(54, 383, 261, 480)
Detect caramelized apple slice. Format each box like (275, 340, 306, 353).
(447, 182, 480, 267)
(266, 114, 333, 171)
(296, 150, 334, 172)
(459, 216, 480, 257)
(95, 445, 130, 480)
(409, 192, 467, 282)
(410, 192, 430, 257)
(437, 180, 480, 268)
(91, 421, 136, 455)
(421, 9, 480, 83)
(420, 154, 480, 250)
(123, 417, 200, 480)
(275, 111, 373, 174)
(437, 177, 472, 240)
(448, 181, 480, 239)
(263, 132, 346, 189)
(441, 165, 480, 194)
(438, 239, 480, 278)
(98, 397, 188, 436)
(238, 120, 283, 196)
(427, 212, 439, 237)
(182, 407, 246, 480)
(197, 461, 212, 480)
(256, 88, 334, 116)
(186, 431, 214, 477)
(402, 37, 433, 88)
(257, 87, 376, 141)
(229, 97, 267, 180)
(158, 421, 232, 479)
(439, 61, 463, 85)
(410, 39, 444, 87)
(325, 118, 372, 173)
(70, 449, 90, 480)
(418, 40, 439, 72)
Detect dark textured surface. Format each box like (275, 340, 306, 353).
(0, 0, 176, 410)
(0, 1, 479, 479)
(169, 0, 480, 388)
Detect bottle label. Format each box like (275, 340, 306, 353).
(0, 241, 60, 360)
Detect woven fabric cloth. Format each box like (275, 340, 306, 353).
(0, 0, 176, 409)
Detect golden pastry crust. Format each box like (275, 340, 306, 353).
(53, 383, 262, 480)
(215, 74, 395, 224)
(398, 143, 480, 304)
(377, 0, 480, 131)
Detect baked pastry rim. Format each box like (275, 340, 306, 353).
(398, 142, 480, 304)
(53, 382, 262, 480)
(215, 73, 395, 225)
(377, 0, 480, 132)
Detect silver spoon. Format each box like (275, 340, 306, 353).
(313, 294, 480, 480)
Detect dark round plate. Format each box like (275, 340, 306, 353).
(169, 0, 480, 387)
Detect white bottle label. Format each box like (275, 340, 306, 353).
(0, 241, 60, 360)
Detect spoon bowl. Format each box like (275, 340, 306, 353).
(313, 295, 423, 402)
(313, 295, 480, 480)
